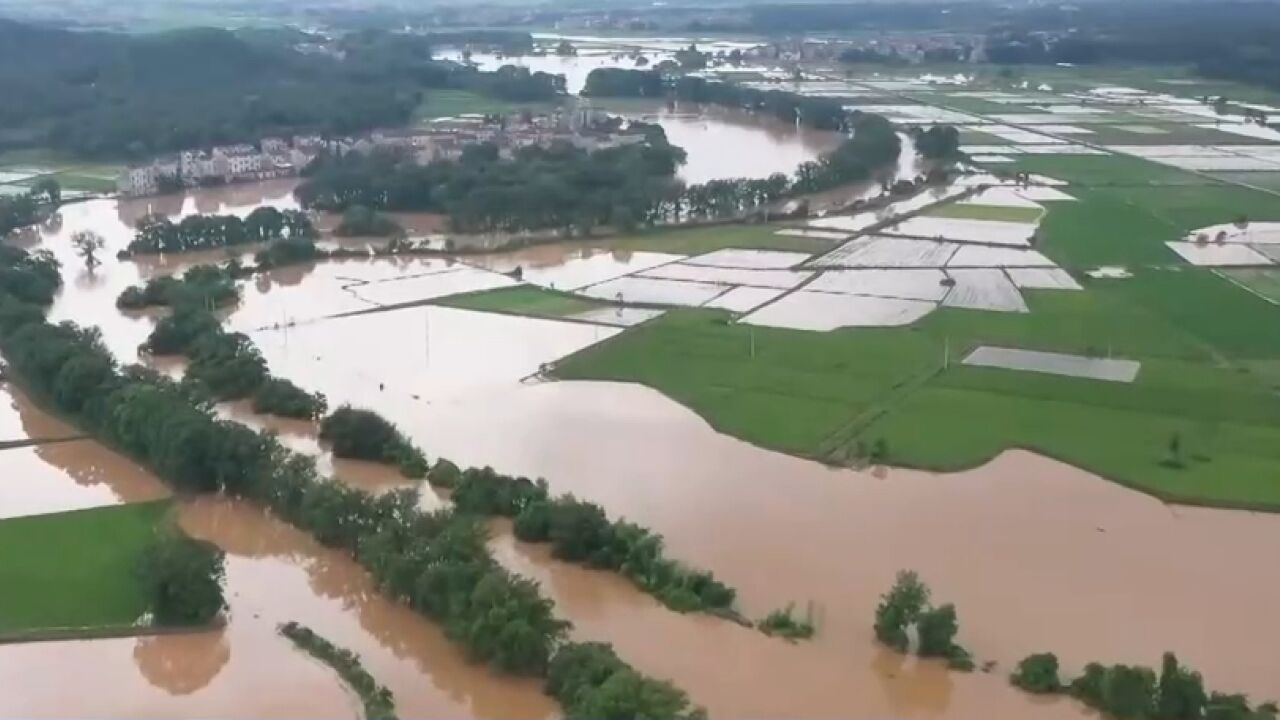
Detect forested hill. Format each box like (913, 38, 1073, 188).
(0, 21, 560, 159)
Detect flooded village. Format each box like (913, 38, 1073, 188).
(3, 7, 1280, 720)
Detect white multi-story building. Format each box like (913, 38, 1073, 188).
(214, 146, 263, 176)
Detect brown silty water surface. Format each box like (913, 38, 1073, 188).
(0, 384, 169, 518)
(9, 183, 1280, 716)
(0, 496, 555, 719)
(247, 317, 1280, 715)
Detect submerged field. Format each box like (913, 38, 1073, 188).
(0, 501, 170, 633)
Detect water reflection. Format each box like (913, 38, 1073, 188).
(178, 497, 556, 719)
(635, 102, 845, 183)
(0, 384, 169, 518)
(133, 629, 232, 696)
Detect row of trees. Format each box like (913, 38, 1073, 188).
(1011, 651, 1276, 720)
(873, 570, 973, 670)
(334, 205, 405, 238)
(125, 207, 316, 256)
(319, 406, 429, 478)
(432, 463, 740, 615)
(546, 642, 705, 720)
(143, 303, 327, 420)
(0, 244, 705, 718)
(279, 622, 397, 720)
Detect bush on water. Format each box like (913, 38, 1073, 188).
(874, 571, 973, 670)
(117, 264, 239, 310)
(319, 406, 428, 478)
(756, 603, 816, 640)
(438, 463, 738, 615)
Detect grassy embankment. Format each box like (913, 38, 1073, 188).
(0, 501, 170, 634)
(550, 162, 1280, 508)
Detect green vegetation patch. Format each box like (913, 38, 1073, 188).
(0, 501, 171, 634)
(923, 202, 1043, 223)
(554, 309, 940, 454)
(861, 384, 1280, 507)
(554, 261, 1280, 508)
(1003, 154, 1213, 186)
(608, 224, 831, 255)
(1102, 267, 1280, 359)
(1031, 182, 1280, 269)
(436, 285, 606, 319)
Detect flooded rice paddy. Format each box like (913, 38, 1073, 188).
(3, 182, 1280, 717)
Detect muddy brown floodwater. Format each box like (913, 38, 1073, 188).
(6, 182, 1280, 717)
(0, 383, 169, 519)
(0, 496, 556, 719)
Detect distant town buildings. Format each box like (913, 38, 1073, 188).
(116, 103, 645, 198)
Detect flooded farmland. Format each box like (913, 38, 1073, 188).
(4, 180, 1280, 718)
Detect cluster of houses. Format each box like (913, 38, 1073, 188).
(116, 104, 642, 198)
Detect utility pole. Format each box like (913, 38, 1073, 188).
(943, 336, 949, 370)
(750, 327, 756, 359)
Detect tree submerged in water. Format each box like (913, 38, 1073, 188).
(873, 570, 973, 670)
(71, 229, 105, 270)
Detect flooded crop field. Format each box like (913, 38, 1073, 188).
(5, 38, 1280, 720)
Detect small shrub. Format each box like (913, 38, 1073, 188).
(1011, 653, 1061, 694)
(756, 603, 816, 640)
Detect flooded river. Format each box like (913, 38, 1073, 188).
(3, 181, 1279, 716)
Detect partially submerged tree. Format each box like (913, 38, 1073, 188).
(71, 229, 105, 269)
(873, 570, 930, 651)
